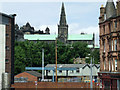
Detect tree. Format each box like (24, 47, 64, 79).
(14, 41, 98, 75)
(91, 49, 100, 64)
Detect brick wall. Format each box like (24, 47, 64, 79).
(11, 82, 99, 88)
(5, 23, 12, 73)
(15, 72, 37, 82)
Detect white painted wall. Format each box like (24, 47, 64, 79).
(0, 24, 6, 89)
(82, 66, 90, 76)
(45, 66, 100, 77)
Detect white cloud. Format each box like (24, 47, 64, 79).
(69, 23, 99, 45)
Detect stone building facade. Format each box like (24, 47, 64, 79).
(15, 22, 50, 41)
(0, 12, 16, 89)
(98, 0, 120, 89)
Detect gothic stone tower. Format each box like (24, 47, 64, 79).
(58, 3, 68, 43)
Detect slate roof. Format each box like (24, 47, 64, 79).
(45, 64, 100, 69)
(24, 34, 93, 41)
(45, 64, 86, 68)
(25, 71, 42, 77)
(0, 12, 16, 18)
(105, 0, 116, 19)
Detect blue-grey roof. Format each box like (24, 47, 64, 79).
(45, 64, 100, 69)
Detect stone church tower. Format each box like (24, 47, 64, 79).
(58, 3, 68, 43)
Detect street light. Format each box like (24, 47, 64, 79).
(55, 38, 58, 83)
(86, 54, 93, 90)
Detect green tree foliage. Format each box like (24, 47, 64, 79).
(91, 49, 100, 64)
(14, 41, 99, 75)
(85, 49, 100, 64)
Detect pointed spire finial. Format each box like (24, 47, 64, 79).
(101, 4, 104, 7)
(62, 2, 64, 8)
(59, 2, 67, 25)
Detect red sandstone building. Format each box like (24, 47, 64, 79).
(98, 0, 120, 89)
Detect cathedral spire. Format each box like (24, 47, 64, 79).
(59, 2, 67, 25)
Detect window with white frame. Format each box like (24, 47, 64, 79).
(115, 60, 117, 71)
(59, 70, 62, 73)
(112, 59, 114, 71)
(114, 39, 117, 51)
(112, 40, 114, 51)
(104, 60, 106, 70)
(76, 68, 80, 73)
(108, 23, 111, 33)
(103, 41, 105, 52)
(109, 60, 111, 71)
(70, 70, 74, 73)
(103, 25, 105, 34)
(109, 41, 111, 51)
(115, 21, 117, 28)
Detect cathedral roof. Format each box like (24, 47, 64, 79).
(24, 34, 93, 41)
(68, 34, 93, 40)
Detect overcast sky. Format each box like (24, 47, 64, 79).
(0, 0, 118, 45)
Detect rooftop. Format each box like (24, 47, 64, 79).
(45, 64, 100, 69)
(24, 34, 93, 41)
(25, 71, 42, 77)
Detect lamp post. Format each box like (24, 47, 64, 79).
(90, 57, 93, 90)
(55, 38, 73, 83)
(86, 54, 93, 89)
(55, 38, 58, 83)
(42, 48, 44, 81)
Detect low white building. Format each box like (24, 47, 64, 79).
(45, 64, 100, 82)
